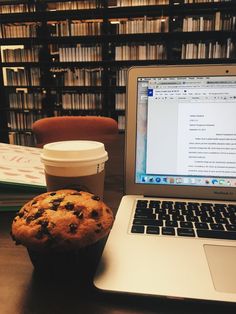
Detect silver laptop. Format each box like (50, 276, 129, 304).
(94, 64, 236, 303)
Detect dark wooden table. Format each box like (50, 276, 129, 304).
(0, 135, 236, 314)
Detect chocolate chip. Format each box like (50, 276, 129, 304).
(31, 200, 37, 205)
(50, 192, 57, 196)
(91, 210, 99, 218)
(97, 223, 102, 228)
(74, 211, 83, 219)
(69, 223, 78, 234)
(26, 215, 35, 224)
(51, 197, 64, 204)
(51, 205, 59, 211)
(43, 227, 52, 238)
(51, 201, 61, 210)
(18, 211, 24, 218)
(65, 202, 74, 210)
(34, 208, 44, 219)
(39, 220, 49, 228)
(92, 195, 100, 201)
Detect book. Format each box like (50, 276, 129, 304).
(0, 143, 46, 211)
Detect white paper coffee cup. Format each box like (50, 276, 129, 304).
(41, 141, 108, 198)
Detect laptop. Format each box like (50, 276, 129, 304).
(94, 64, 236, 303)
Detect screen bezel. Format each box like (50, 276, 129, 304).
(125, 64, 236, 201)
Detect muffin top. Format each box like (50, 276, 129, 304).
(11, 189, 114, 251)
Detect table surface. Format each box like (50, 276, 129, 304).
(1, 134, 236, 314)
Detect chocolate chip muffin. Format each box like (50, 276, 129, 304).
(11, 189, 114, 251)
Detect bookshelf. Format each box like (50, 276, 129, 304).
(0, 0, 235, 146)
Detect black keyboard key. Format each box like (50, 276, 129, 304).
(182, 209, 194, 216)
(149, 200, 161, 208)
(177, 228, 195, 237)
(195, 222, 209, 230)
(136, 200, 148, 208)
(186, 215, 199, 222)
(201, 203, 213, 210)
(214, 217, 228, 224)
(155, 208, 167, 214)
(133, 218, 163, 226)
(158, 213, 170, 221)
(146, 226, 160, 234)
(174, 202, 186, 210)
(214, 203, 226, 209)
(162, 227, 175, 236)
(165, 220, 178, 227)
(197, 229, 236, 240)
(135, 213, 156, 219)
(162, 201, 173, 210)
(180, 221, 193, 228)
(172, 214, 185, 221)
(168, 209, 180, 215)
(200, 216, 214, 223)
(225, 224, 236, 232)
(131, 225, 144, 233)
(135, 208, 153, 215)
(187, 203, 199, 210)
(228, 204, 236, 212)
(229, 217, 236, 224)
(210, 223, 224, 231)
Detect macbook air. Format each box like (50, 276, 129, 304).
(94, 64, 236, 303)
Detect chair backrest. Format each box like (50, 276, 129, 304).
(32, 116, 119, 148)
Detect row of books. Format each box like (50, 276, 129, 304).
(62, 93, 103, 110)
(184, 0, 231, 3)
(115, 94, 126, 110)
(0, 4, 36, 14)
(116, 68, 128, 86)
(49, 21, 102, 37)
(1, 47, 41, 63)
(0, 23, 39, 39)
(181, 39, 234, 59)
(9, 92, 43, 109)
(9, 111, 44, 131)
(8, 131, 36, 147)
(182, 13, 236, 32)
(0, 0, 172, 14)
(109, 0, 169, 6)
(5, 68, 40, 86)
(0, 0, 231, 15)
(47, 1, 100, 11)
(60, 68, 102, 86)
(59, 46, 102, 62)
(114, 17, 169, 34)
(1, 16, 235, 41)
(115, 44, 166, 60)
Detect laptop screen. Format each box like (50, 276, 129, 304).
(135, 74, 236, 189)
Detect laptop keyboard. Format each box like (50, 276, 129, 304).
(131, 199, 236, 240)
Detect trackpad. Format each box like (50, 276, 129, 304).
(204, 245, 236, 293)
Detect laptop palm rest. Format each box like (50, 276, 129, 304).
(204, 245, 236, 294)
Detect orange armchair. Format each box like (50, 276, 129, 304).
(32, 116, 119, 148)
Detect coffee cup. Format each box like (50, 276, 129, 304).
(41, 140, 108, 198)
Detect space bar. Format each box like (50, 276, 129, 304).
(197, 229, 236, 240)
